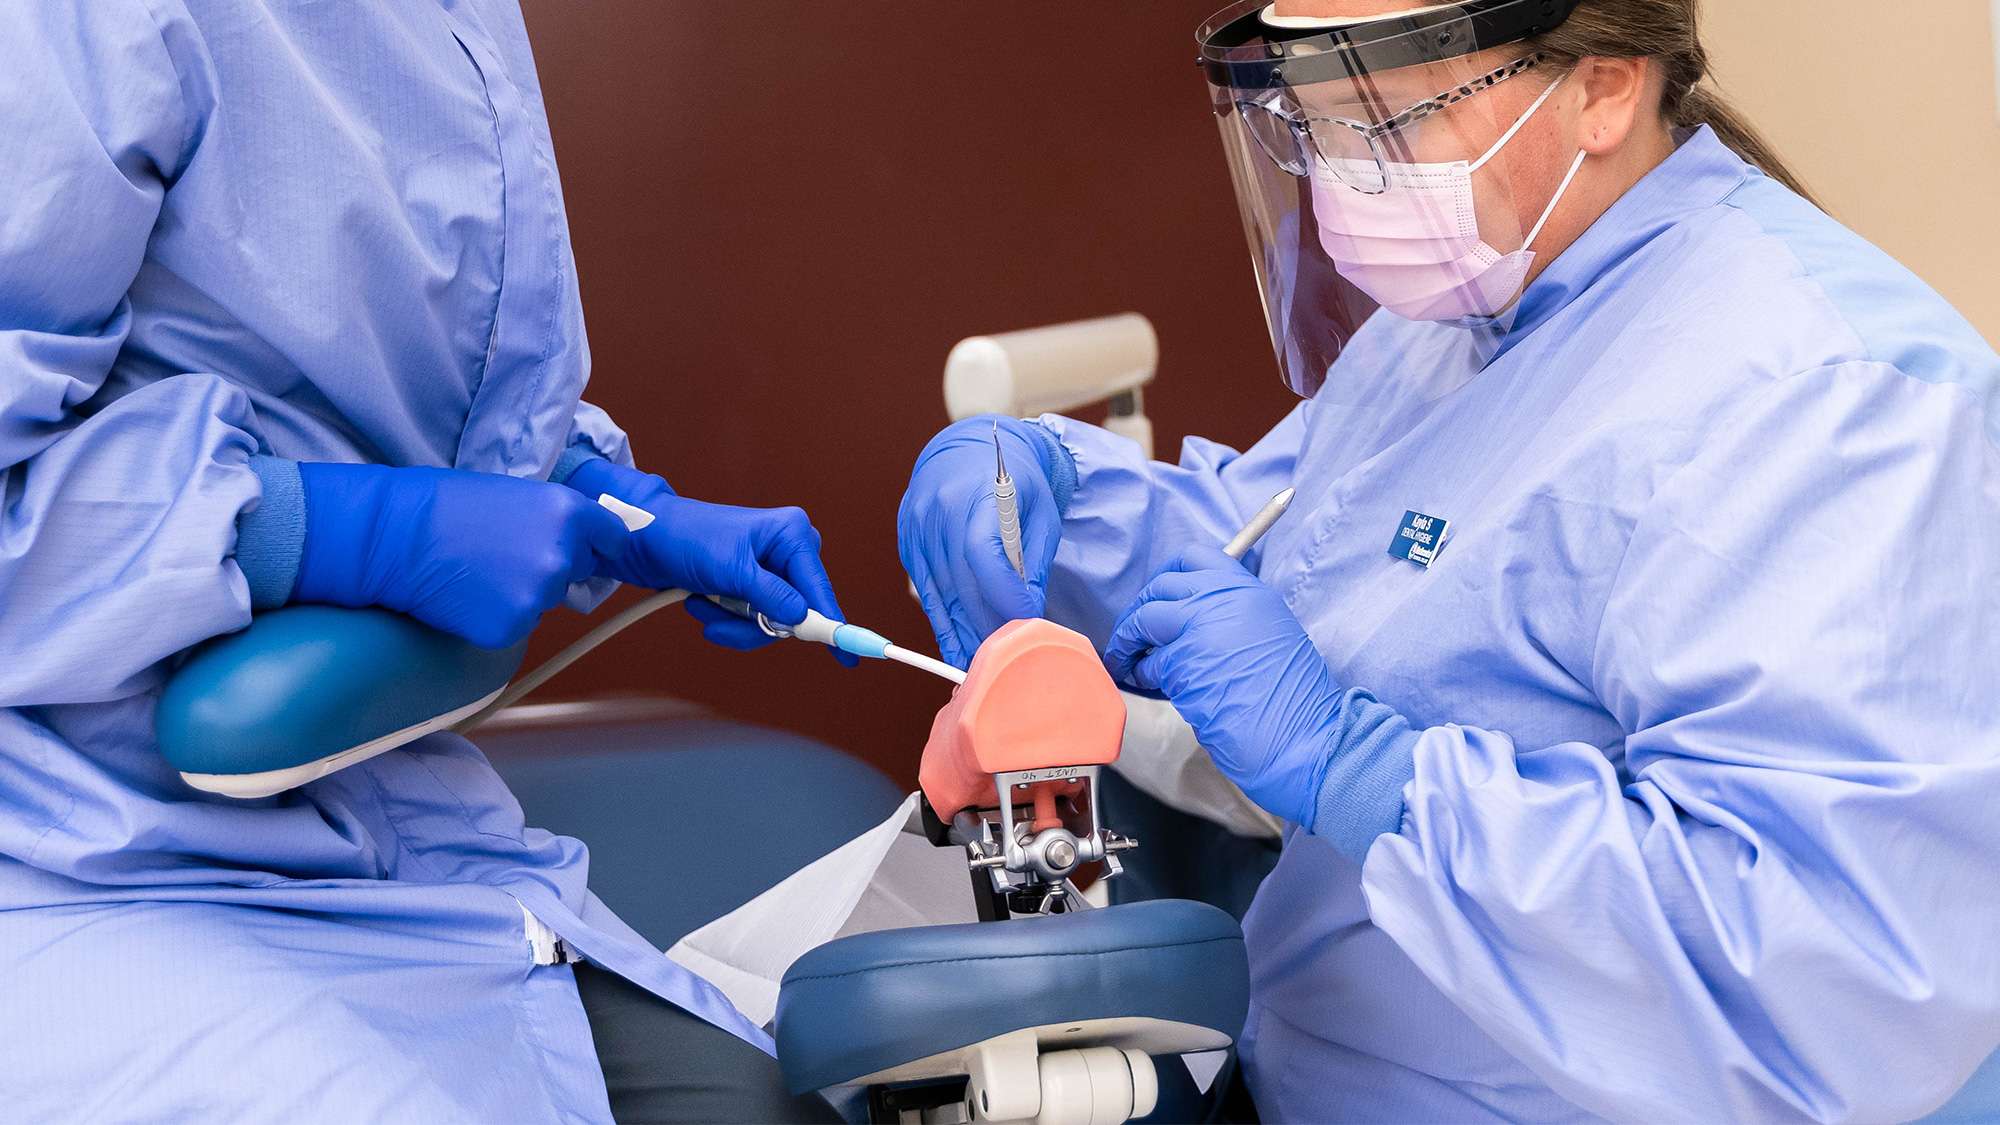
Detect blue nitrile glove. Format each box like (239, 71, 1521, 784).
(563, 457, 855, 662)
(1102, 545, 1419, 859)
(896, 416, 1074, 668)
(292, 463, 632, 650)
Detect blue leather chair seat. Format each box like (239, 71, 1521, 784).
(774, 899, 1249, 1096)
(481, 711, 905, 947)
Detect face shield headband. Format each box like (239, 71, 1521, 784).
(1199, 0, 1583, 94)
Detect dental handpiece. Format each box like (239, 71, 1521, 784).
(702, 596, 966, 684)
(992, 420, 1026, 579)
(596, 494, 968, 685)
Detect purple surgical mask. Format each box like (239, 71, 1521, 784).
(1310, 76, 1586, 323)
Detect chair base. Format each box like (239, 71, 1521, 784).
(848, 1018, 1228, 1125)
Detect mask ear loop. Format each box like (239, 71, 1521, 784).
(1460, 146, 1586, 327)
(1521, 147, 1589, 253)
(1467, 70, 1588, 256)
(1468, 73, 1568, 174)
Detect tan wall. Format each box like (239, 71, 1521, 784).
(1705, 1, 2000, 344)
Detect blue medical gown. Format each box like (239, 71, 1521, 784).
(0, 4, 765, 1120)
(1040, 128, 2000, 1122)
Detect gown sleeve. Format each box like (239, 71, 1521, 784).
(549, 399, 635, 611)
(1039, 403, 1310, 649)
(1350, 361, 2000, 1121)
(562, 398, 633, 471)
(0, 1, 268, 707)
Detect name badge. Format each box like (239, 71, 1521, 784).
(1388, 510, 1449, 568)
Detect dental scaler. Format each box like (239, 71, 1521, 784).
(991, 420, 1026, 578)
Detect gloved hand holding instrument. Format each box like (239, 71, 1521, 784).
(896, 412, 1336, 825)
(291, 458, 851, 654)
(161, 456, 961, 796)
(1102, 543, 1415, 842)
(897, 415, 1070, 668)
(563, 457, 856, 662)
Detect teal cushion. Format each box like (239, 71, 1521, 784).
(156, 606, 526, 777)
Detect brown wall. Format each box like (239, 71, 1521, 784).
(517, 2, 1294, 783)
(518, 3, 1998, 785)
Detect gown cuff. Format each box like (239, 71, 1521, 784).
(1022, 420, 1078, 516)
(236, 454, 306, 610)
(550, 444, 604, 487)
(1310, 689, 1420, 865)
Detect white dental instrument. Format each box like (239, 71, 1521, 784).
(547, 484, 1292, 730)
(593, 495, 968, 687)
(1223, 488, 1295, 560)
(702, 594, 967, 685)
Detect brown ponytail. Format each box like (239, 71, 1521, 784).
(1532, 0, 1822, 207)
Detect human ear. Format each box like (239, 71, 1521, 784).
(1571, 55, 1654, 155)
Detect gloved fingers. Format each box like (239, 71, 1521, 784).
(965, 519, 1045, 622)
(1112, 570, 1207, 627)
(939, 557, 1003, 661)
(685, 595, 752, 629)
(1128, 647, 1177, 695)
(936, 482, 1041, 638)
(1020, 495, 1062, 600)
(1160, 543, 1246, 577)
(776, 545, 842, 621)
(684, 598, 779, 650)
(454, 607, 541, 651)
(738, 508, 825, 626)
(703, 618, 778, 650)
(774, 545, 862, 667)
(564, 547, 599, 587)
(907, 552, 967, 668)
(917, 585, 971, 669)
(901, 505, 966, 665)
(572, 495, 635, 576)
(921, 505, 988, 668)
(1103, 596, 1199, 686)
(562, 529, 613, 587)
(735, 565, 812, 634)
(940, 585, 988, 671)
(768, 518, 859, 659)
(911, 418, 998, 473)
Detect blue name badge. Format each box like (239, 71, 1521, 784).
(1388, 510, 1449, 568)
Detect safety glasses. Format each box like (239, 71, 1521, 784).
(1234, 54, 1544, 193)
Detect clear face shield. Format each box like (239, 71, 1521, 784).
(1198, 0, 1582, 397)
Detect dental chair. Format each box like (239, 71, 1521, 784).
(155, 315, 1263, 1123)
(496, 617, 1255, 1125)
